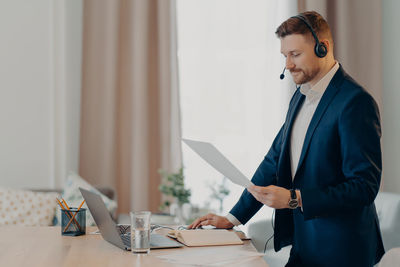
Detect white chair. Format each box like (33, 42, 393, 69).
(378, 248, 400, 267)
(247, 218, 291, 267)
(375, 192, 400, 251)
(247, 191, 400, 267)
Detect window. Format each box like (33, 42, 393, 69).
(177, 0, 297, 223)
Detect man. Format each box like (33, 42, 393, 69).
(188, 11, 384, 267)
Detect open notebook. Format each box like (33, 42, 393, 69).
(168, 229, 244, 247)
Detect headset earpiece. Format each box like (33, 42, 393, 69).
(291, 15, 327, 58)
(315, 42, 327, 58)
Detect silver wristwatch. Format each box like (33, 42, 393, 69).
(288, 189, 299, 209)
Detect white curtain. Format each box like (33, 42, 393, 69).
(177, 0, 297, 221)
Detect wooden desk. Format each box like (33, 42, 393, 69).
(0, 226, 268, 266)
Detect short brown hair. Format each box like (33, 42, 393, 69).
(275, 11, 332, 43)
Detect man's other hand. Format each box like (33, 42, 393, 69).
(187, 213, 234, 229)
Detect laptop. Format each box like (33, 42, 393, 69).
(79, 188, 184, 250)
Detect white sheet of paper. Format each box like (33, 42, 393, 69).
(156, 249, 263, 266)
(182, 138, 253, 188)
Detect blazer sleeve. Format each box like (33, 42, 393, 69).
(229, 124, 285, 225)
(301, 92, 382, 219)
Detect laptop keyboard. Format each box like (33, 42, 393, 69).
(121, 234, 131, 247)
(120, 233, 183, 249)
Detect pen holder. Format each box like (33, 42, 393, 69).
(61, 208, 86, 236)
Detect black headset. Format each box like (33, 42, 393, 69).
(291, 15, 327, 58)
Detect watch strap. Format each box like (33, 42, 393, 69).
(290, 189, 297, 200)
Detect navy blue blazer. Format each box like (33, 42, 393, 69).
(230, 66, 384, 266)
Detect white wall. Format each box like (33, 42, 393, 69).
(0, 0, 398, 194)
(382, 0, 400, 193)
(0, 0, 82, 189)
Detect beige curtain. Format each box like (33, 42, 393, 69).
(298, 0, 382, 110)
(79, 0, 182, 213)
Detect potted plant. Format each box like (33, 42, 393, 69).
(158, 167, 191, 223)
(208, 177, 230, 214)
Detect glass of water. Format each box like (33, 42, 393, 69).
(130, 211, 151, 254)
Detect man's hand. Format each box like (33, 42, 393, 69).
(247, 185, 295, 209)
(187, 213, 234, 229)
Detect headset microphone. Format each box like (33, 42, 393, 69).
(280, 67, 286, 80)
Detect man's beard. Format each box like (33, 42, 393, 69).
(291, 67, 319, 85)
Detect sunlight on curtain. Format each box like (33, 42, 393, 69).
(177, 0, 297, 223)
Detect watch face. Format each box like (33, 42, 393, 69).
(288, 199, 299, 209)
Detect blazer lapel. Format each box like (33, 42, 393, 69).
(277, 89, 305, 185)
(282, 89, 305, 142)
(294, 67, 346, 180)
